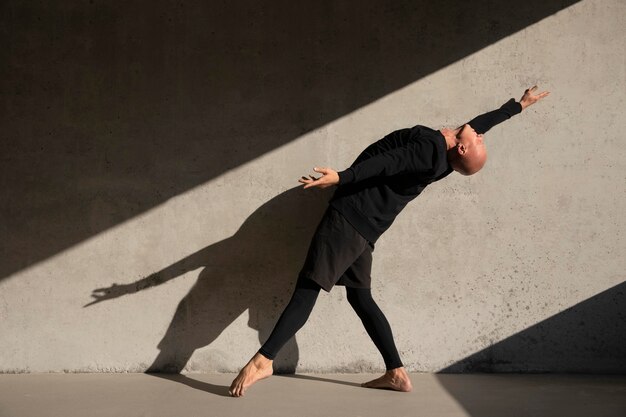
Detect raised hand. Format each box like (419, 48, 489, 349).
(298, 167, 339, 189)
(519, 85, 550, 110)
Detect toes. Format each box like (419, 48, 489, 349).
(361, 380, 377, 388)
(229, 381, 241, 397)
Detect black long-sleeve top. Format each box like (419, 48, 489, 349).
(330, 98, 523, 243)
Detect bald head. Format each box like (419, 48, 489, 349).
(450, 144, 487, 175)
(446, 124, 488, 176)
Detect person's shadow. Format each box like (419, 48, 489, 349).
(84, 185, 334, 394)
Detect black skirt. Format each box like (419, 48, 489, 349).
(298, 206, 375, 292)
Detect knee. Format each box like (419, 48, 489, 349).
(289, 279, 321, 309)
(346, 287, 373, 309)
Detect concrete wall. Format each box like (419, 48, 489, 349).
(1, 0, 624, 373)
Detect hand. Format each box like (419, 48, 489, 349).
(298, 167, 339, 189)
(519, 85, 550, 110)
(84, 272, 168, 307)
(84, 282, 133, 307)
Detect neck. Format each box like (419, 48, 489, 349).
(439, 127, 461, 150)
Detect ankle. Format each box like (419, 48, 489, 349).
(387, 367, 407, 376)
(251, 352, 273, 368)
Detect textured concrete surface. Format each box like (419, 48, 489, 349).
(1, 373, 625, 417)
(2, 0, 625, 374)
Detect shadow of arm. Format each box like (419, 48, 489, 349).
(83, 244, 218, 307)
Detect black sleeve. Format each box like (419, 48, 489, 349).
(337, 139, 436, 185)
(465, 98, 522, 134)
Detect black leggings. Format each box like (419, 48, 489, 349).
(258, 276, 403, 370)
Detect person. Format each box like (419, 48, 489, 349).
(229, 86, 550, 397)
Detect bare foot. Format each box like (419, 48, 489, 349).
(361, 367, 413, 392)
(229, 352, 273, 397)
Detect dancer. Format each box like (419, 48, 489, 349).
(229, 86, 549, 397)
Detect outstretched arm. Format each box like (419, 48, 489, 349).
(298, 86, 550, 190)
(299, 137, 436, 189)
(466, 85, 550, 134)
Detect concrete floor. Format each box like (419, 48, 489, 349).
(0, 373, 624, 417)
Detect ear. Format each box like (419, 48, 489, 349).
(457, 143, 467, 155)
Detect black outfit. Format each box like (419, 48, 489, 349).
(258, 99, 523, 368)
(259, 275, 403, 370)
(331, 98, 522, 243)
(299, 206, 374, 292)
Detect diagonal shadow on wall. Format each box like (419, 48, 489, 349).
(437, 281, 626, 374)
(1, 0, 580, 281)
(84, 186, 334, 376)
(436, 281, 626, 415)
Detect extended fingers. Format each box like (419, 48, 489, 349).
(528, 86, 551, 97)
(524, 85, 550, 102)
(302, 174, 332, 189)
(298, 175, 319, 183)
(314, 166, 330, 174)
(531, 91, 550, 102)
(303, 179, 321, 189)
(300, 167, 336, 189)
(299, 175, 318, 188)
